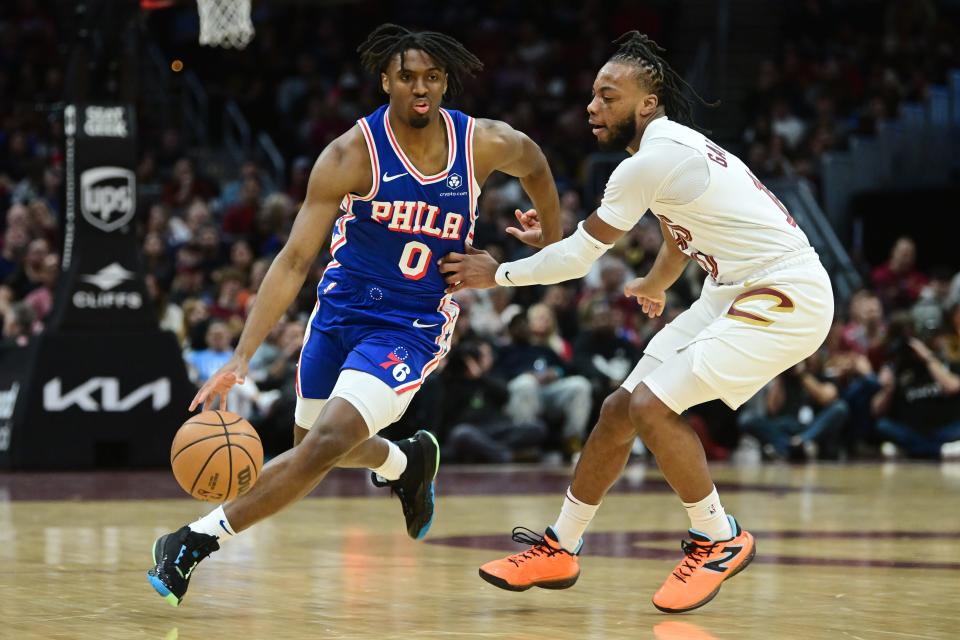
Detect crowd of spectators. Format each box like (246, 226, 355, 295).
(2, 1, 960, 462)
(743, 0, 959, 191)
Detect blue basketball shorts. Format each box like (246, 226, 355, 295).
(295, 267, 459, 403)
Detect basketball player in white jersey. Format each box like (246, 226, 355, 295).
(440, 32, 834, 613)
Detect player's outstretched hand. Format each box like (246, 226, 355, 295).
(504, 208, 547, 248)
(439, 245, 499, 294)
(189, 356, 250, 412)
(624, 277, 666, 318)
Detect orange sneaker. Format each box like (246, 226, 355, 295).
(478, 526, 581, 591)
(652, 516, 756, 613)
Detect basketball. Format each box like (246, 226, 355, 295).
(170, 410, 264, 503)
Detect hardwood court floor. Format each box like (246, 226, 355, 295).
(1, 462, 959, 639)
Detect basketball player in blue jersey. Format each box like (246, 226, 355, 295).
(147, 24, 561, 607)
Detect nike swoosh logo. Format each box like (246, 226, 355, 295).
(219, 519, 231, 535)
(504, 270, 516, 285)
(382, 171, 408, 182)
(413, 319, 439, 328)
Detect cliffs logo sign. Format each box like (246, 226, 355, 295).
(74, 262, 142, 309)
(80, 167, 136, 232)
(43, 377, 170, 412)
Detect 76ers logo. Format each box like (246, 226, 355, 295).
(379, 347, 411, 382)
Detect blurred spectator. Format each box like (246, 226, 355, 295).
(209, 268, 249, 323)
(0, 224, 30, 281)
(823, 319, 881, 458)
(181, 298, 211, 350)
(1, 301, 37, 347)
(163, 158, 217, 210)
(185, 320, 235, 384)
(222, 176, 263, 238)
(219, 161, 266, 211)
(183, 199, 214, 243)
(194, 224, 227, 272)
(250, 320, 305, 455)
(143, 232, 175, 286)
(247, 321, 287, 384)
(438, 339, 546, 463)
(248, 258, 271, 295)
(146, 274, 185, 341)
(495, 314, 592, 457)
(527, 303, 571, 362)
(740, 355, 849, 460)
(872, 318, 960, 459)
(573, 300, 638, 394)
(581, 254, 639, 343)
(230, 239, 255, 274)
(255, 192, 296, 255)
(942, 303, 960, 366)
(840, 289, 887, 369)
(871, 237, 928, 311)
(286, 156, 312, 203)
(6, 237, 50, 298)
(27, 199, 58, 245)
(22, 252, 58, 323)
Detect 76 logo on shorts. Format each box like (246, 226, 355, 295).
(379, 348, 412, 382)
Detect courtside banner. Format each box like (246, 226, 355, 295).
(48, 104, 156, 331)
(0, 342, 35, 469)
(2, 331, 194, 469)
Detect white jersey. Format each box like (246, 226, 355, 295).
(597, 117, 811, 284)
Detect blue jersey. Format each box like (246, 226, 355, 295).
(326, 104, 480, 301)
(297, 105, 477, 400)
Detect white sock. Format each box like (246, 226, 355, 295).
(189, 505, 236, 540)
(551, 488, 599, 553)
(372, 440, 407, 481)
(683, 486, 733, 540)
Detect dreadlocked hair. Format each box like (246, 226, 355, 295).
(610, 31, 717, 130)
(357, 24, 483, 97)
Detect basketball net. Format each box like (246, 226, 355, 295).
(197, 0, 254, 49)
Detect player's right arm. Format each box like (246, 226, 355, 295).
(622, 219, 689, 318)
(190, 126, 371, 411)
(439, 145, 683, 320)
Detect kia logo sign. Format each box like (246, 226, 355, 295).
(80, 167, 136, 232)
(43, 377, 170, 412)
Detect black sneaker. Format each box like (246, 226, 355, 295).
(147, 526, 220, 607)
(371, 430, 439, 539)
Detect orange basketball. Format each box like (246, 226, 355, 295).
(170, 410, 264, 502)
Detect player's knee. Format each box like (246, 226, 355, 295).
(628, 384, 672, 441)
(595, 390, 634, 442)
(298, 417, 368, 467)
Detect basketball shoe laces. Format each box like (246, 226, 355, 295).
(671, 539, 719, 584)
(172, 534, 219, 580)
(506, 527, 566, 567)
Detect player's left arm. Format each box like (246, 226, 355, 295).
(439, 211, 625, 293)
(440, 145, 664, 293)
(473, 119, 561, 247)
